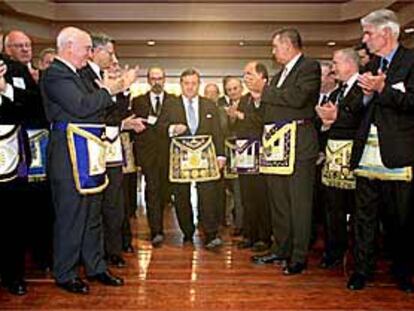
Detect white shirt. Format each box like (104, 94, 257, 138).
(342, 72, 359, 98)
(88, 60, 102, 80)
(55, 56, 77, 74)
(277, 53, 302, 88)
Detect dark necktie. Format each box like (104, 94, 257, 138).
(154, 96, 161, 115)
(380, 58, 389, 73)
(336, 83, 347, 104)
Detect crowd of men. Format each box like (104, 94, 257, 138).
(0, 8, 413, 298)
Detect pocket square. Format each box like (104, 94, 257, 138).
(391, 81, 406, 93)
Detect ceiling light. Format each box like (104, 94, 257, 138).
(327, 41, 336, 47)
(404, 27, 414, 34)
(239, 41, 245, 46)
(147, 40, 156, 46)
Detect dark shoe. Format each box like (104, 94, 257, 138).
(319, 256, 343, 269)
(347, 272, 366, 291)
(3, 280, 27, 296)
(88, 271, 124, 286)
(397, 276, 414, 293)
(205, 237, 223, 250)
(151, 234, 164, 248)
(108, 255, 127, 268)
(57, 278, 89, 294)
(237, 239, 253, 249)
(251, 241, 270, 253)
(183, 235, 194, 245)
(283, 262, 307, 275)
(123, 244, 135, 253)
(251, 253, 288, 265)
(231, 228, 242, 237)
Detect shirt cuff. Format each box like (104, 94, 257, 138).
(168, 125, 176, 137)
(320, 124, 331, 132)
(1, 83, 14, 102)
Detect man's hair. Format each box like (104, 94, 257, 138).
(272, 28, 302, 49)
(90, 32, 114, 49)
(180, 68, 200, 82)
(56, 27, 88, 52)
(147, 66, 166, 79)
(361, 9, 400, 38)
(204, 83, 219, 94)
(255, 62, 269, 81)
(222, 76, 242, 92)
(39, 47, 56, 60)
(335, 48, 360, 68)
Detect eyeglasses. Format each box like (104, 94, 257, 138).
(8, 43, 32, 49)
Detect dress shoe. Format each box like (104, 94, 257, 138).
(57, 278, 89, 294)
(251, 241, 270, 253)
(347, 272, 366, 290)
(319, 256, 343, 269)
(237, 239, 253, 249)
(183, 235, 194, 245)
(88, 271, 124, 286)
(205, 237, 223, 250)
(397, 276, 414, 293)
(283, 261, 307, 275)
(151, 234, 164, 248)
(123, 244, 135, 253)
(3, 280, 27, 296)
(251, 253, 287, 265)
(231, 228, 242, 237)
(108, 255, 127, 268)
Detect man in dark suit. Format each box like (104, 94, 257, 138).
(164, 68, 225, 249)
(41, 27, 136, 294)
(346, 9, 414, 292)
(132, 66, 175, 247)
(5, 30, 54, 272)
(315, 48, 365, 269)
(227, 61, 271, 252)
(79, 33, 144, 268)
(245, 28, 321, 274)
(217, 76, 244, 234)
(0, 54, 33, 295)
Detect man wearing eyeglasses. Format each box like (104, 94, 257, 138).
(132, 66, 176, 248)
(4, 30, 53, 275)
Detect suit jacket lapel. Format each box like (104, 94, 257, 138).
(386, 45, 404, 80)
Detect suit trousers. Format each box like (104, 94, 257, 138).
(174, 181, 220, 239)
(266, 158, 316, 263)
(322, 186, 354, 260)
(142, 164, 169, 238)
(122, 171, 137, 247)
(354, 176, 414, 277)
(0, 178, 27, 283)
(25, 180, 54, 267)
(239, 174, 271, 243)
(51, 178, 106, 283)
(102, 166, 125, 256)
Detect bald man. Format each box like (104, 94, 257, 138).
(41, 27, 136, 294)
